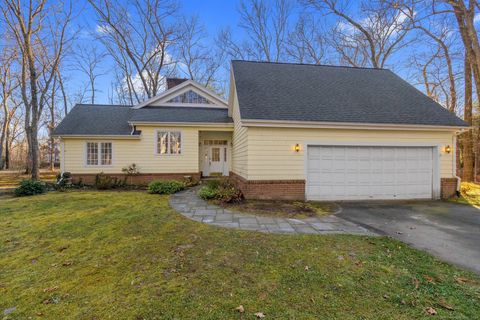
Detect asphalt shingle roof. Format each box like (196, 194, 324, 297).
(54, 105, 133, 136)
(232, 60, 467, 127)
(129, 106, 233, 123)
(54, 104, 232, 136)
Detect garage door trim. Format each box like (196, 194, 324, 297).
(304, 141, 441, 200)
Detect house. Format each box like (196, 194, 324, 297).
(54, 60, 468, 201)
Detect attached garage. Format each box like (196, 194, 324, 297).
(306, 145, 439, 201)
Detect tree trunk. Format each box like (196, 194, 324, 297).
(0, 114, 6, 169)
(463, 52, 474, 182)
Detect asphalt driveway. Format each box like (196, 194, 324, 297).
(338, 201, 480, 274)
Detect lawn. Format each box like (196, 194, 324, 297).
(1, 191, 479, 319)
(451, 182, 480, 207)
(0, 170, 57, 191)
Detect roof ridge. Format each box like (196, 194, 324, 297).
(231, 59, 388, 71)
(76, 103, 132, 107)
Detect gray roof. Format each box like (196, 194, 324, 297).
(129, 106, 233, 123)
(232, 60, 467, 127)
(54, 104, 133, 136)
(54, 104, 232, 136)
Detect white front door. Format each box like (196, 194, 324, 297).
(306, 146, 435, 201)
(203, 144, 229, 176)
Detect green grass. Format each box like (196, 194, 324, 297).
(1, 191, 479, 319)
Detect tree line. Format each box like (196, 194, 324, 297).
(0, 0, 479, 181)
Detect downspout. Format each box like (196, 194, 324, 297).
(453, 133, 462, 197)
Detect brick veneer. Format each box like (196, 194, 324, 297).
(441, 178, 458, 199)
(229, 172, 305, 200)
(230, 172, 458, 201)
(71, 172, 201, 185)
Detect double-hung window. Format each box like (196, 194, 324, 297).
(86, 142, 112, 166)
(157, 131, 181, 155)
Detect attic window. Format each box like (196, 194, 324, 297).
(167, 90, 212, 104)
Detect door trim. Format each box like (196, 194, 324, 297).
(304, 141, 441, 200)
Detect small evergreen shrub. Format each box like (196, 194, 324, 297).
(55, 172, 72, 191)
(148, 180, 185, 194)
(94, 173, 125, 190)
(14, 179, 46, 197)
(198, 179, 243, 203)
(198, 185, 217, 199)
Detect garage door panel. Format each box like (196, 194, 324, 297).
(306, 146, 434, 201)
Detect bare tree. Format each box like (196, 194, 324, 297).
(88, 0, 179, 104)
(74, 45, 106, 104)
(0, 42, 20, 170)
(389, 2, 459, 113)
(287, 15, 327, 64)
(219, 0, 293, 62)
(304, 0, 414, 68)
(2, 0, 72, 179)
(175, 16, 225, 91)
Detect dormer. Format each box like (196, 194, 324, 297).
(133, 78, 228, 109)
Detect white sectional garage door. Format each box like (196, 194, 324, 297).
(306, 146, 434, 201)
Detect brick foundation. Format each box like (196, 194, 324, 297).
(441, 178, 458, 199)
(71, 172, 201, 185)
(230, 172, 459, 201)
(230, 172, 305, 200)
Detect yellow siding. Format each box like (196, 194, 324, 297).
(246, 127, 456, 180)
(231, 82, 248, 179)
(62, 126, 201, 174)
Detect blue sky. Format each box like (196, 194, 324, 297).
(71, 0, 244, 104)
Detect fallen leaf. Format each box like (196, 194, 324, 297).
(426, 307, 437, 315)
(43, 286, 58, 293)
(254, 312, 266, 318)
(235, 305, 244, 313)
(423, 275, 435, 284)
(455, 277, 469, 284)
(437, 298, 454, 311)
(412, 278, 419, 289)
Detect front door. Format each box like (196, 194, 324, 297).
(209, 146, 223, 175)
(202, 141, 229, 177)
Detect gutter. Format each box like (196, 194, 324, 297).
(128, 121, 234, 128)
(453, 132, 463, 196)
(53, 134, 141, 139)
(241, 119, 470, 131)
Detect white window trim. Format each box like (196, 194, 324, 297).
(155, 129, 183, 156)
(84, 141, 114, 167)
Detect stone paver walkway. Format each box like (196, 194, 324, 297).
(169, 187, 376, 235)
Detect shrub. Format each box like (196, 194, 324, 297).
(14, 179, 46, 197)
(198, 179, 243, 203)
(94, 172, 125, 190)
(55, 172, 72, 191)
(148, 180, 185, 194)
(198, 185, 217, 199)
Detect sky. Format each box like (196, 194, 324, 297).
(65, 0, 476, 108)
(69, 0, 243, 104)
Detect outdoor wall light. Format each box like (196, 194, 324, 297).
(294, 143, 300, 152)
(444, 145, 451, 154)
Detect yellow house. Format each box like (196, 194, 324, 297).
(54, 61, 468, 201)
